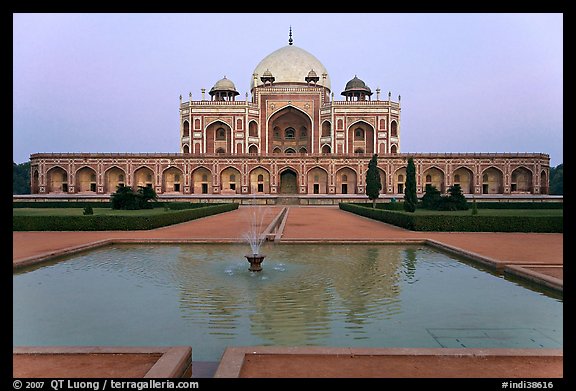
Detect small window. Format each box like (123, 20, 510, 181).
(216, 128, 226, 140)
(257, 174, 264, 182)
(354, 148, 364, 154)
(398, 175, 404, 182)
(119, 174, 124, 182)
(216, 147, 225, 154)
(174, 174, 180, 181)
(300, 127, 307, 139)
(426, 174, 432, 183)
(274, 127, 281, 140)
(483, 173, 489, 182)
(202, 174, 208, 182)
(454, 174, 460, 182)
(314, 175, 319, 182)
(285, 128, 295, 139)
(230, 174, 236, 182)
(342, 174, 347, 182)
(147, 173, 153, 181)
(355, 128, 364, 140)
(90, 174, 96, 182)
(285, 148, 296, 153)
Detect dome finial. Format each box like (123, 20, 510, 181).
(288, 26, 293, 45)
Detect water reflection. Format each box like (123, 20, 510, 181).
(168, 244, 405, 345)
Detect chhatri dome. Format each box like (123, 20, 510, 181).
(250, 28, 331, 91)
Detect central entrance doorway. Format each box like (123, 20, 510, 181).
(280, 169, 298, 194)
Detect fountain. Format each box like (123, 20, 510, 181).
(242, 204, 269, 272)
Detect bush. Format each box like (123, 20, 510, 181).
(111, 185, 158, 210)
(339, 203, 562, 233)
(13, 203, 239, 231)
(83, 206, 94, 215)
(421, 184, 441, 209)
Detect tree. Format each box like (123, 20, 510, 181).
(404, 157, 417, 212)
(111, 185, 139, 210)
(111, 185, 158, 210)
(365, 154, 382, 208)
(137, 186, 158, 209)
(439, 184, 468, 211)
(549, 164, 563, 195)
(421, 184, 441, 209)
(13, 161, 31, 194)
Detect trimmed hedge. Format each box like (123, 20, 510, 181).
(339, 203, 563, 233)
(13, 203, 239, 231)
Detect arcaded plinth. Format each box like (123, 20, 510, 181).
(245, 254, 266, 272)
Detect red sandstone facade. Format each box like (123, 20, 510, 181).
(29, 38, 550, 196)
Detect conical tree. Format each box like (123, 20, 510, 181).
(404, 157, 417, 212)
(366, 154, 382, 208)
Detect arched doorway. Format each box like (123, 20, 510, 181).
(347, 121, 374, 154)
(192, 167, 212, 194)
(134, 166, 154, 189)
(422, 167, 445, 193)
(249, 167, 270, 194)
(452, 167, 473, 194)
(280, 169, 298, 194)
(482, 167, 504, 194)
(336, 167, 357, 194)
(162, 167, 184, 193)
(220, 167, 241, 194)
(105, 167, 126, 193)
(75, 167, 97, 193)
(511, 167, 533, 193)
(47, 166, 68, 193)
(307, 167, 328, 194)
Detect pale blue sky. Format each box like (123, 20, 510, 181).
(13, 13, 563, 166)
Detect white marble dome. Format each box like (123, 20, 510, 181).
(251, 45, 331, 91)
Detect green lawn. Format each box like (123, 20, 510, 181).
(409, 209, 563, 217)
(13, 208, 171, 216)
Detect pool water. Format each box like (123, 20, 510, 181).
(13, 244, 563, 361)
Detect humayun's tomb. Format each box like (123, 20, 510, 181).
(28, 31, 550, 203)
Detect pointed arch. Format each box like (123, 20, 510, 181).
(249, 166, 271, 194)
(451, 166, 474, 194)
(220, 166, 241, 194)
(321, 120, 332, 137)
(46, 165, 69, 193)
(133, 165, 155, 189)
(347, 120, 374, 154)
(75, 166, 97, 193)
(162, 166, 184, 194)
(422, 166, 445, 192)
(191, 166, 212, 194)
(268, 105, 313, 154)
(481, 166, 504, 194)
(104, 165, 127, 193)
(248, 120, 259, 137)
(335, 167, 358, 194)
(393, 166, 407, 194)
(307, 166, 328, 194)
(510, 166, 533, 193)
(377, 168, 387, 194)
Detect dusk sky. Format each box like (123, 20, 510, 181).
(13, 13, 563, 166)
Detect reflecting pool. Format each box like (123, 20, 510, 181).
(13, 244, 563, 361)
